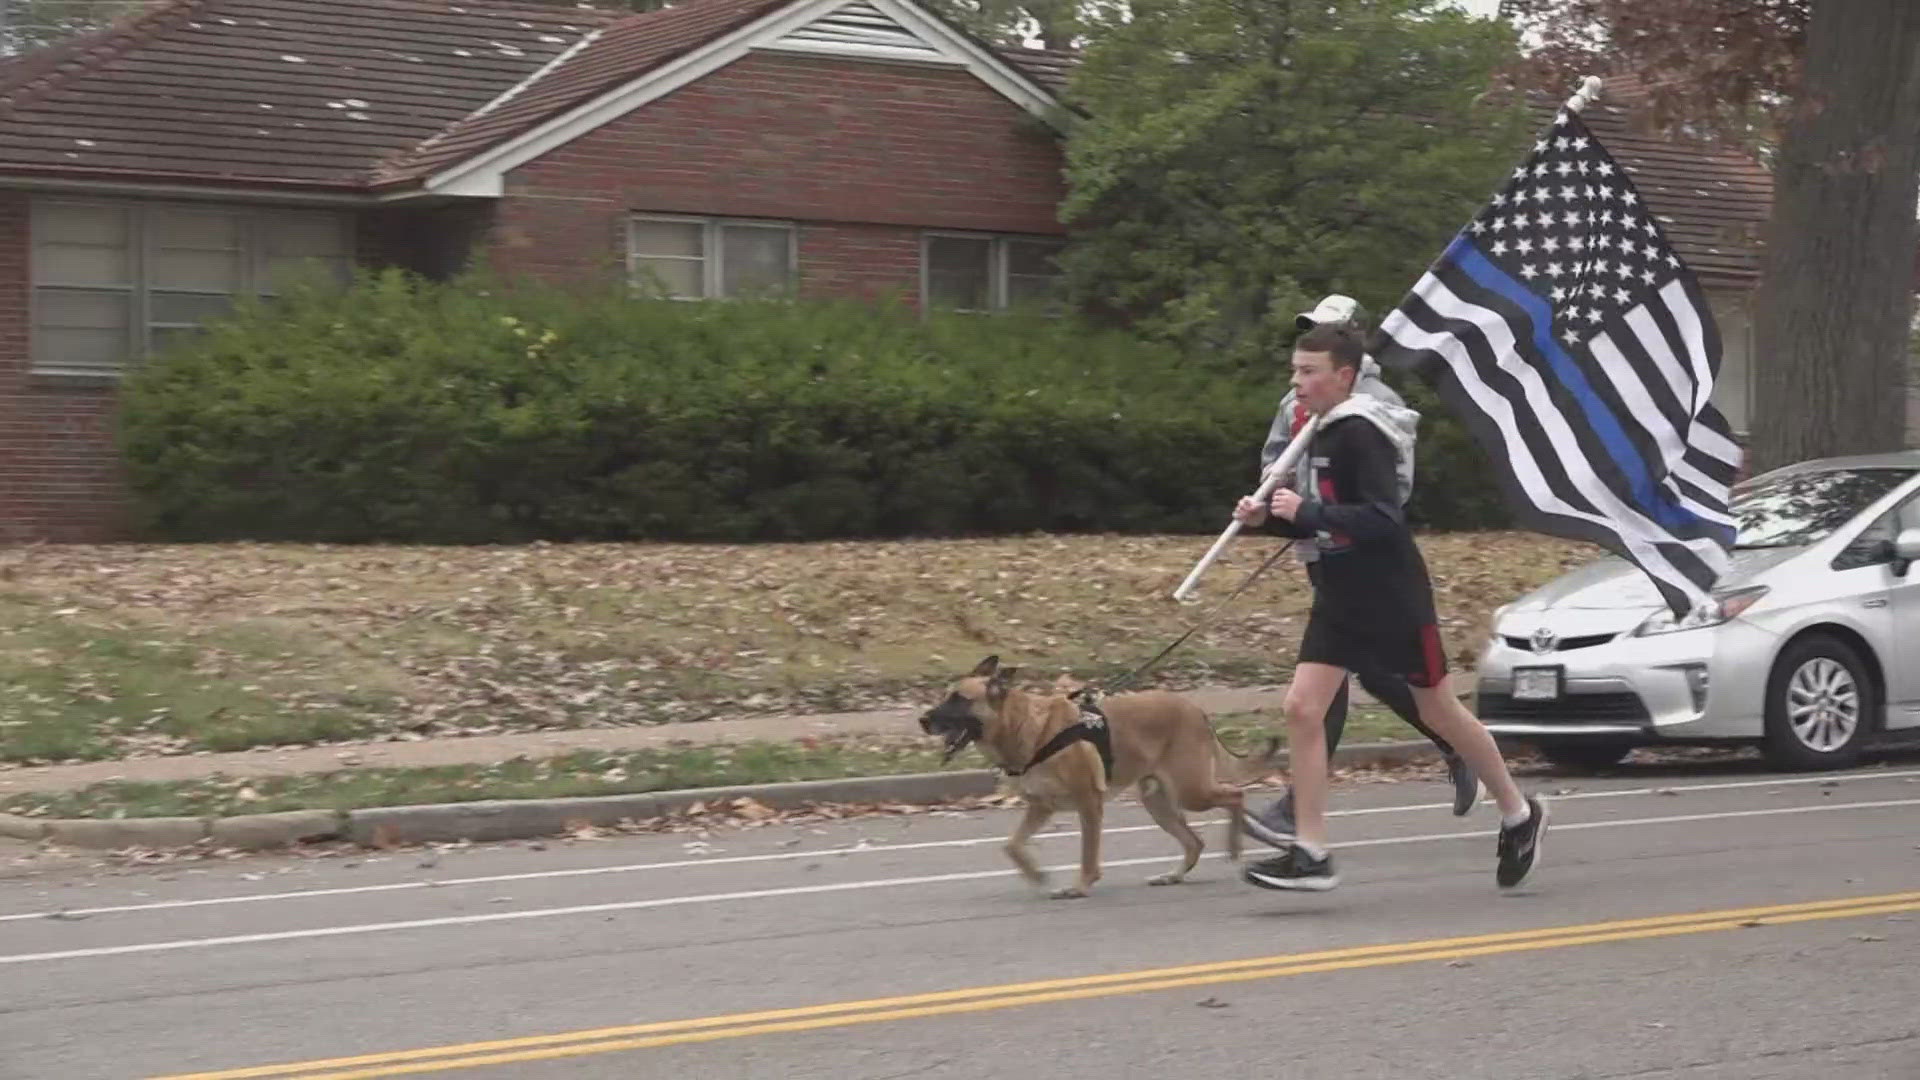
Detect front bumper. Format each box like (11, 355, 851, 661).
(1474, 616, 1775, 742)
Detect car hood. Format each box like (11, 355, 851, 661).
(1505, 546, 1803, 613)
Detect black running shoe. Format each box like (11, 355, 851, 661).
(1446, 753, 1481, 817)
(1496, 795, 1548, 888)
(1240, 791, 1297, 848)
(1243, 844, 1339, 892)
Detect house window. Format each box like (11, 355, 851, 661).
(31, 199, 354, 378)
(1708, 290, 1755, 435)
(628, 215, 796, 299)
(923, 233, 1066, 312)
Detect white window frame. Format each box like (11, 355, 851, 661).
(29, 197, 354, 379)
(626, 213, 799, 300)
(920, 231, 1066, 313)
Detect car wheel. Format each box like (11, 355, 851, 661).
(1535, 739, 1634, 772)
(1761, 633, 1873, 772)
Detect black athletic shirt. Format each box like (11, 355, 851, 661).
(1265, 414, 1438, 630)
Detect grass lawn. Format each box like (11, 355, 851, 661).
(0, 532, 1595, 767)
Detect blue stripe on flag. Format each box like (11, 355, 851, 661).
(1442, 235, 1727, 543)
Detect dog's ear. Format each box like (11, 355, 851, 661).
(969, 655, 1001, 678)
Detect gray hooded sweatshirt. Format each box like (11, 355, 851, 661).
(1259, 358, 1420, 562)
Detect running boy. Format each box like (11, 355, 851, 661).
(1244, 294, 1479, 850)
(1233, 321, 1547, 891)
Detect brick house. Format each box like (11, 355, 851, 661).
(0, 0, 1772, 542)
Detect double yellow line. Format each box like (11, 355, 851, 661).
(157, 890, 1920, 1080)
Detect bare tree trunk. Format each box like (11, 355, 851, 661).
(1749, 0, 1920, 474)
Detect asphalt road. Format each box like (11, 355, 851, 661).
(3, 759, 1919, 1080)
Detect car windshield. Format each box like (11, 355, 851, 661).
(1732, 468, 1917, 549)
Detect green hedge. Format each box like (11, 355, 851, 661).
(118, 270, 1510, 543)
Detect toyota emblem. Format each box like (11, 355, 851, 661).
(1529, 627, 1557, 654)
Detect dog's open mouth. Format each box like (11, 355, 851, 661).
(937, 725, 976, 763)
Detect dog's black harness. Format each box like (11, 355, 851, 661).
(1004, 689, 1115, 782)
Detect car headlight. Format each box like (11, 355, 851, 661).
(1633, 586, 1769, 637)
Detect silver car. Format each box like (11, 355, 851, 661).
(1476, 451, 1920, 772)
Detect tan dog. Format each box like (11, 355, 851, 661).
(918, 655, 1280, 899)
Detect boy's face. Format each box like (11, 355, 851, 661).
(1291, 348, 1357, 416)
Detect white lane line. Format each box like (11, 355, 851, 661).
(5, 767, 1916, 925)
(5, 796, 1917, 967)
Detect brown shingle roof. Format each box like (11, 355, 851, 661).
(380, 3, 1073, 184)
(380, 0, 789, 183)
(0, 0, 1773, 285)
(0, 0, 615, 187)
(1541, 83, 1772, 285)
(995, 45, 1072, 94)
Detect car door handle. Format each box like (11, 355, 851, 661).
(1865, 598, 1888, 608)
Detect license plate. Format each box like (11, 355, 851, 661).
(1512, 667, 1563, 701)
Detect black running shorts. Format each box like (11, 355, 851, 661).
(1297, 610, 1449, 689)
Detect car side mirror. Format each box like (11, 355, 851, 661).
(1893, 528, 1920, 575)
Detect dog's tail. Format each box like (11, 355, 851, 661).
(1207, 714, 1284, 783)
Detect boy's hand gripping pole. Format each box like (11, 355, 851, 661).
(1172, 414, 1321, 601)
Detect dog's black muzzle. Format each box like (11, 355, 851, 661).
(919, 693, 983, 763)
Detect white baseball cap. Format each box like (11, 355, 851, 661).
(1295, 293, 1363, 330)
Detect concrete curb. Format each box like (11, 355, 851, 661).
(14, 741, 1447, 852)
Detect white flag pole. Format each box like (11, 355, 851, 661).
(1172, 413, 1322, 601)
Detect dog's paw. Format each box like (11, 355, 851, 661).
(1146, 872, 1186, 886)
(1048, 885, 1089, 900)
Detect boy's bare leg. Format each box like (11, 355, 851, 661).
(1405, 675, 1527, 819)
(1406, 674, 1550, 888)
(1279, 662, 1351, 849)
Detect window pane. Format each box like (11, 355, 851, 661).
(37, 203, 129, 247)
(1006, 238, 1065, 311)
(928, 236, 991, 273)
(36, 287, 130, 330)
(37, 244, 129, 285)
(151, 208, 242, 249)
(32, 287, 130, 373)
(153, 249, 242, 292)
(1708, 294, 1751, 433)
(632, 257, 704, 298)
(1733, 468, 1915, 549)
(33, 328, 129, 372)
(720, 225, 792, 297)
(34, 204, 131, 285)
(150, 209, 242, 291)
(631, 219, 704, 258)
(150, 291, 235, 325)
(926, 236, 992, 310)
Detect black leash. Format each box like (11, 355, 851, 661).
(1097, 539, 1297, 696)
(1010, 539, 1297, 781)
